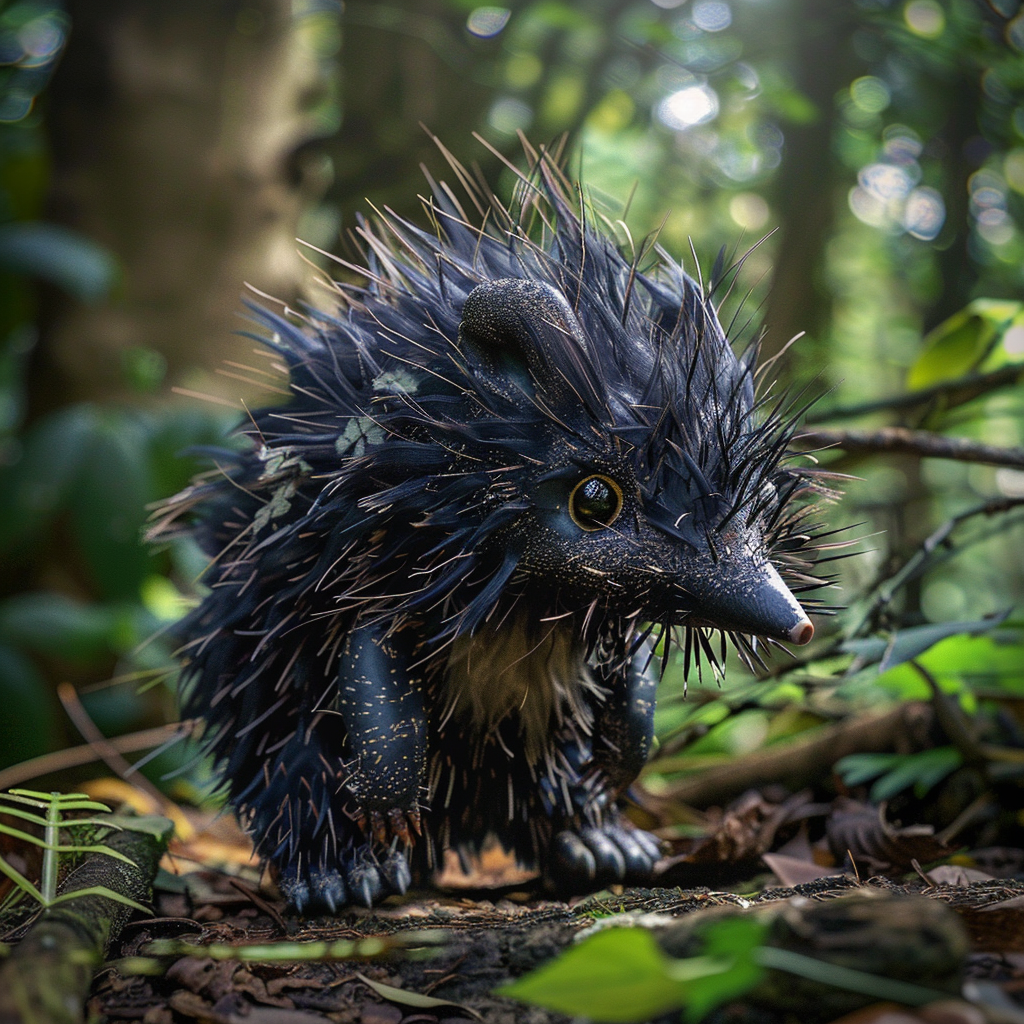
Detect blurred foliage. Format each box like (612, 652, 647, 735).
(0, 0, 230, 773)
(0, 0, 1020, 855)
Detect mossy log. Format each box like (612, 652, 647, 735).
(0, 816, 172, 1024)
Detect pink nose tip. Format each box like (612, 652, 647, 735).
(789, 619, 814, 645)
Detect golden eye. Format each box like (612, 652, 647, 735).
(569, 474, 624, 531)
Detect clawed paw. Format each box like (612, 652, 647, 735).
(279, 843, 412, 914)
(357, 806, 423, 846)
(548, 821, 662, 891)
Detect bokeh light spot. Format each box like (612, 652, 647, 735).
(657, 83, 719, 129)
(729, 193, 770, 231)
(18, 16, 64, 60)
(1006, 11, 1024, 52)
(467, 6, 511, 38)
(0, 89, 32, 123)
(488, 97, 532, 135)
(1003, 324, 1024, 356)
(1004, 150, 1024, 193)
(859, 162, 911, 202)
(850, 76, 891, 114)
(849, 186, 887, 228)
(903, 187, 945, 240)
(692, 1, 732, 32)
(904, 0, 945, 38)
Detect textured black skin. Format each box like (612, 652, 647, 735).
(157, 159, 827, 912)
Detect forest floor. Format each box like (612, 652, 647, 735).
(82, 806, 1024, 1024)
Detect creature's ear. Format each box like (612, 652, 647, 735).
(459, 279, 601, 409)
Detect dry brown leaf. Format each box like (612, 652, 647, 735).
(762, 852, 848, 887)
(827, 798, 952, 875)
(926, 866, 994, 886)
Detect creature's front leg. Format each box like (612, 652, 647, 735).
(547, 643, 662, 889)
(275, 623, 428, 912)
(337, 623, 427, 844)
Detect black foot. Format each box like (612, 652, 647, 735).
(547, 821, 662, 892)
(278, 843, 412, 914)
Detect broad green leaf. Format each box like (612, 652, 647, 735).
(500, 919, 769, 1023)
(0, 645, 58, 767)
(498, 927, 688, 1022)
(878, 611, 1011, 672)
(144, 405, 236, 501)
(0, 405, 94, 553)
(70, 412, 154, 600)
(869, 746, 963, 801)
(0, 221, 117, 301)
(682, 918, 768, 1023)
(0, 592, 128, 663)
(907, 298, 1024, 389)
(836, 747, 963, 800)
(833, 752, 900, 787)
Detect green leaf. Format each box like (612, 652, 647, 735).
(878, 611, 1011, 672)
(0, 592, 129, 664)
(498, 927, 688, 1022)
(0, 222, 116, 301)
(835, 748, 963, 800)
(47, 886, 152, 915)
(907, 298, 1024, 389)
(0, 405, 94, 554)
(100, 815, 175, 841)
(682, 918, 768, 1023)
(69, 412, 154, 600)
(0, 849, 43, 902)
(834, 752, 900, 787)
(499, 920, 770, 1023)
(869, 746, 963, 802)
(0, 645, 58, 767)
(143, 406, 236, 503)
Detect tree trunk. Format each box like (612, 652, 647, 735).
(761, 0, 861, 375)
(29, 0, 334, 414)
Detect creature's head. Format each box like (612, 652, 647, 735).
(224, 149, 836, 675)
(455, 275, 817, 651)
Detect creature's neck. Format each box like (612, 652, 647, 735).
(442, 613, 597, 763)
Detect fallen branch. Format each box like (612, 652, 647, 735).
(653, 703, 930, 809)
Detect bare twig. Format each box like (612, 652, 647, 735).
(797, 426, 1024, 469)
(850, 496, 1024, 638)
(0, 724, 187, 791)
(804, 363, 1024, 424)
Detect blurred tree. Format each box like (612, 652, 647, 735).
(27, 0, 340, 413)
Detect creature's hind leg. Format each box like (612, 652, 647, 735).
(545, 643, 663, 890)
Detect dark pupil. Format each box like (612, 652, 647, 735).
(576, 478, 614, 522)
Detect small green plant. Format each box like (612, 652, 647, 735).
(0, 788, 150, 917)
(499, 915, 956, 1022)
(498, 918, 768, 1023)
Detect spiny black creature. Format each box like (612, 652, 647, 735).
(154, 145, 836, 913)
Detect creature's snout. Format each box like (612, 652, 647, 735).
(679, 556, 814, 645)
